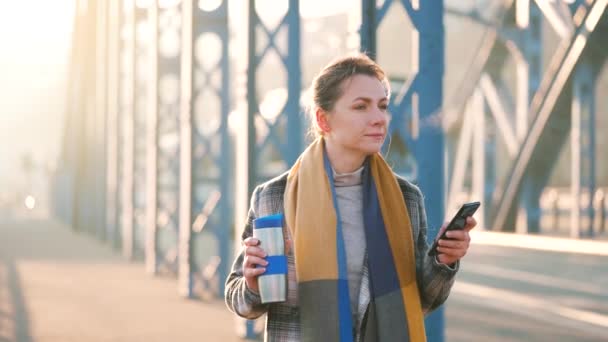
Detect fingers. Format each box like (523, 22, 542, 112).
(244, 263, 267, 278)
(245, 255, 268, 268)
(243, 245, 267, 270)
(437, 243, 468, 257)
(442, 229, 470, 242)
(244, 245, 267, 259)
(242, 237, 268, 282)
(243, 237, 261, 247)
(436, 221, 449, 237)
(436, 229, 470, 259)
(435, 217, 475, 265)
(464, 216, 477, 232)
(437, 239, 468, 251)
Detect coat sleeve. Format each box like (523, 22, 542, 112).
(224, 186, 270, 319)
(413, 188, 459, 314)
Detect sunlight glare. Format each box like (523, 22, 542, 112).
(0, 1, 74, 51)
(198, 0, 223, 12)
(25, 195, 36, 210)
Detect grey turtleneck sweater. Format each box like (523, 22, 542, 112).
(332, 166, 366, 322)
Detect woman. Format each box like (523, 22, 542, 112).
(225, 54, 476, 342)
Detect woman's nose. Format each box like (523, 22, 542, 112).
(371, 108, 388, 125)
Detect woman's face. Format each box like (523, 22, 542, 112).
(322, 74, 390, 157)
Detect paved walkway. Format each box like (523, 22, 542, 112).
(2, 218, 606, 342)
(0, 219, 244, 342)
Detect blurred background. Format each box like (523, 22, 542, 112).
(0, 0, 606, 341)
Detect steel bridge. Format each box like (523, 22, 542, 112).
(50, 0, 608, 340)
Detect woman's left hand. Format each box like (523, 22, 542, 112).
(435, 216, 477, 266)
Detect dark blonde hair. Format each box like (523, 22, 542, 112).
(307, 53, 390, 137)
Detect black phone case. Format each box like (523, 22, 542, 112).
(428, 201, 480, 256)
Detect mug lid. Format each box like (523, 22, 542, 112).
(254, 213, 283, 229)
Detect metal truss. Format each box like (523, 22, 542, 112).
(444, 0, 608, 236)
(147, 1, 183, 276)
(491, 0, 607, 233)
(178, 0, 232, 299)
(235, 0, 303, 337)
(245, 0, 303, 185)
(360, 1, 446, 341)
(57, 2, 608, 342)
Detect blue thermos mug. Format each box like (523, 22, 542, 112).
(253, 214, 287, 303)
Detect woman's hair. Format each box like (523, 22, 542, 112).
(306, 53, 390, 137)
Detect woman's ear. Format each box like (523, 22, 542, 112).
(316, 108, 331, 134)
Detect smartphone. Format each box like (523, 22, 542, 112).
(428, 201, 480, 256)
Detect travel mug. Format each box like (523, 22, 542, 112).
(253, 213, 287, 303)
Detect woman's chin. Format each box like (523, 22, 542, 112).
(360, 143, 384, 155)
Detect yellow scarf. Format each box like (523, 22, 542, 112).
(284, 137, 425, 341)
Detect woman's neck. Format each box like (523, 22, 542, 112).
(324, 138, 366, 174)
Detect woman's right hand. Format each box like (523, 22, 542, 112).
(242, 237, 268, 294)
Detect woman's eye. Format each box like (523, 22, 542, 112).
(379, 104, 388, 111)
(354, 104, 366, 110)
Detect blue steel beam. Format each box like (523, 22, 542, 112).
(178, 0, 232, 299)
(360, 0, 377, 58)
(153, 2, 182, 276)
(240, 0, 302, 338)
(442, 0, 514, 132)
(518, 0, 544, 233)
(361, 1, 446, 341)
(414, 3, 446, 341)
(491, 0, 608, 231)
(248, 0, 302, 184)
(571, 60, 598, 237)
(444, 2, 512, 226)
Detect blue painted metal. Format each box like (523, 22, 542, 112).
(520, 1, 544, 233)
(248, 0, 303, 184)
(242, 0, 302, 338)
(485, 120, 497, 221)
(360, 1, 446, 341)
(178, 0, 232, 298)
(361, 0, 417, 177)
(572, 60, 597, 237)
(285, 1, 302, 166)
(415, 3, 446, 341)
(490, 0, 608, 232)
(360, 0, 376, 58)
(154, 3, 182, 275)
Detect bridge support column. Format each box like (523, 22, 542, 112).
(571, 61, 597, 238)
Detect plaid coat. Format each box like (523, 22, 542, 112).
(225, 171, 458, 341)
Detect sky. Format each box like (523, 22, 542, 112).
(0, 0, 74, 194)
